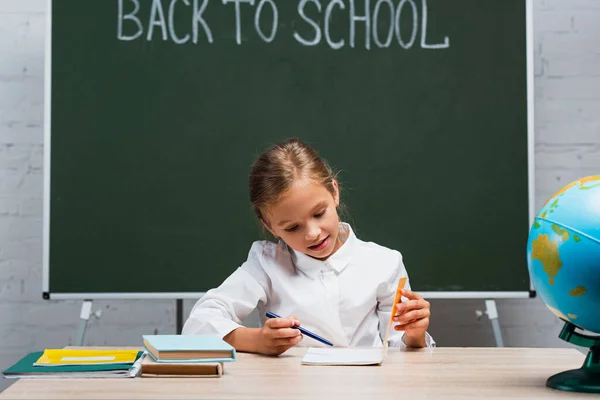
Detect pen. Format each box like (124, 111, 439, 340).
(265, 311, 334, 347)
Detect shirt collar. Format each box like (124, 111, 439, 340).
(288, 223, 356, 279)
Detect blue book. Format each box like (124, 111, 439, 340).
(142, 335, 236, 363)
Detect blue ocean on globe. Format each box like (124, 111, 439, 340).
(527, 175, 600, 334)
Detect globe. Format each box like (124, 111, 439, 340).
(526, 175, 600, 393)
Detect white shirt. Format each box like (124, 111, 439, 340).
(182, 223, 435, 348)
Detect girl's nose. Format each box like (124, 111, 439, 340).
(305, 222, 321, 241)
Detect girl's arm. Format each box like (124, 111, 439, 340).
(182, 266, 266, 336)
(222, 327, 263, 353)
(182, 242, 303, 355)
(182, 242, 268, 339)
(376, 252, 435, 348)
(224, 316, 303, 355)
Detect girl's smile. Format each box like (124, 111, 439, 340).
(308, 236, 329, 252)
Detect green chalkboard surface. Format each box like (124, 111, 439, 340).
(45, 0, 532, 299)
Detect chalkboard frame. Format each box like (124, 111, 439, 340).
(42, 0, 536, 300)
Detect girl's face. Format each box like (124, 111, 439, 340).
(262, 179, 342, 260)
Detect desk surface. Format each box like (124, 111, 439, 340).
(0, 347, 594, 399)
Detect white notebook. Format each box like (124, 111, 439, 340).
(301, 277, 407, 366)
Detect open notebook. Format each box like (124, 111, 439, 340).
(301, 277, 406, 366)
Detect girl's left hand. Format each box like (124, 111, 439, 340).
(393, 289, 431, 347)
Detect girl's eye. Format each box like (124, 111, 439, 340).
(284, 225, 298, 232)
(314, 209, 326, 218)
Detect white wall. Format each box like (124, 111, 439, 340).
(2, 0, 599, 392)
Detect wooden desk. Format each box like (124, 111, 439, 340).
(0, 347, 593, 399)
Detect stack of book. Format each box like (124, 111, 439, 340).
(141, 335, 236, 378)
(2, 349, 144, 379)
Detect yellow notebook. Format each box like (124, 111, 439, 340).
(34, 349, 139, 366)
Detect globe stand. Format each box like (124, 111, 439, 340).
(546, 321, 600, 393)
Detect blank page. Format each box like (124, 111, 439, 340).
(301, 348, 384, 366)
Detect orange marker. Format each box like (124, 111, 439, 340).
(383, 277, 407, 350)
(390, 277, 407, 323)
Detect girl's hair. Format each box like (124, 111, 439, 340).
(249, 138, 339, 223)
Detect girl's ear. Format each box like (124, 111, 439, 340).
(260, 218, 277, 238)
(332, 179, 340, 207)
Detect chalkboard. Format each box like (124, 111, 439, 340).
(44, 0, 533, 299)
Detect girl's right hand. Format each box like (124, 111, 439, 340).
(259, 316, 303, 356)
